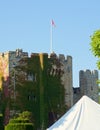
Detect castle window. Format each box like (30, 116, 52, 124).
(28, 92, 36, 101)
(91, 86, 93, 90)
(27, 73, 34, 81)
(74, 89, 76, 94)
(27, 72, 37, 82)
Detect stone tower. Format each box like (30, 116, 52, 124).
(0, 49, 28, 124)
(0, 49, 73, 129)
(49, 53, 73, 108)
(59, 54, 73, 107)
(79, 69, 99, 102)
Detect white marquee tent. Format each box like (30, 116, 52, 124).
(47, 95, 100, 130)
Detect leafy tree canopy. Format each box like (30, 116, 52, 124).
(90, 30, 100, 69)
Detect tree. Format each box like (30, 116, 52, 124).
(90, 29, 100, 69)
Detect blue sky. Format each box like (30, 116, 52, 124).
(0, 0, 100, 87)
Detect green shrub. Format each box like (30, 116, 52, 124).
(9, 119, 29, 123)
(5, 123, 34, 130)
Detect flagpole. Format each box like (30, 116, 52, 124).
(50, 20, 53, 53)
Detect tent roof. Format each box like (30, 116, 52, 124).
(47, 95, 100, 130)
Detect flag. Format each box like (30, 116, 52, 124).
(51, 20, 56, 27)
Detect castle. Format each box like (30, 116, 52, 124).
(73, 69, 99, 104)
(0, 49, 99, 129)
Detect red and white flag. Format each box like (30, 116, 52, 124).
(51, 20, 56, 27)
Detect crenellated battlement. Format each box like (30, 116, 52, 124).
(0, 49, 99, 129)
(79, 69, 99, 102)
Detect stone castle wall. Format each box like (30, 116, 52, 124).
(79, 69, 99, 102)
(73, 69, 99, 104)
(0, 49, 99, 127)
(49, 53, 73, 108)
(59, 55, 73, 107)
(0, 50, 73, 127)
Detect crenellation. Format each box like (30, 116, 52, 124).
(79, 69, 99, 102)
(31, 53, 39, 58)
(66, 55, 72, 61)
(73, 69, 99, 104)
(92, 70, 98, 78)
(49, 52, 57, 59)
(59, 54, 65, 61)
(0, 49, 99, 129)
(0, 53, 4, 57)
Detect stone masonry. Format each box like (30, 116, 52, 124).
(79, 69, 99, 102)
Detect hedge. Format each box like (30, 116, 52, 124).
(9, 119, 29, 123)
(5, 123, 34, 130)
(5, 118, 34, 130)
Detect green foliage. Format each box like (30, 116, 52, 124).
(5, 111, 34, 130)
(17, 111, 33, 123)
(9, 119, 29, 123)
(9, 55, 41, 129)
(5, 123, 34, 130)
(6, 54, 66, 130)
(90, 30, 100, 57)
(90, 30, 100, 69)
